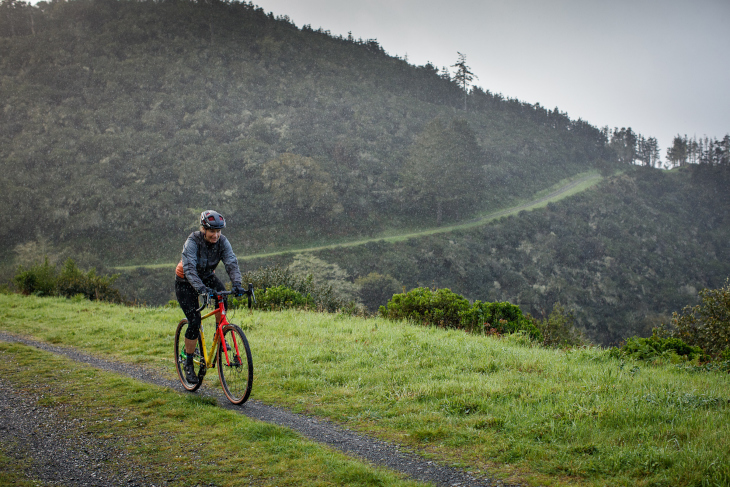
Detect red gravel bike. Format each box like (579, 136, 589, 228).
(174, 286, 255, 405)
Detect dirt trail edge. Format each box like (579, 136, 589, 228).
(0, 331, 522, 487)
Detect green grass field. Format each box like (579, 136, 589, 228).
(1, 293, 728, 486)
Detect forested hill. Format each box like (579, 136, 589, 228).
(0, 0, 621, 265)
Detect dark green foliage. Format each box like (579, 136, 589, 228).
(401, 118, 487, 224)
(380, 287, 470, 329)
(13, 257, 58, 297)
(354, 272, 403, 313)
(662, 279, 730, 357)
(536, 303, 586, 348)
(239, 265, 346, 312)
(461, 300, 542, 341)
(608, 333, 704, 362)
(56, 259, 125, 303)
(252, 285, 314, 311)
(380, 287, 542, 339)
(13, 258, 125, 303)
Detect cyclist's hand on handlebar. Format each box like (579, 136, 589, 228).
(198, 286, 213, 297)
(232, 284, 245, 297)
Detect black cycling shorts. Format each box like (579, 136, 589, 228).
(175, 275, 226, 340)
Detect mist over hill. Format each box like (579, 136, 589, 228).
(2, 0, 729, 345)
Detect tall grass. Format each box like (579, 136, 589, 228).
(1, 294, 728, 486)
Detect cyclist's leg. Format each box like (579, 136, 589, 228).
(176, 280, 202, 347)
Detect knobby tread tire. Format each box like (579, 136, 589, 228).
(217, 324, 253, 405)
(174, 319, 204, 392)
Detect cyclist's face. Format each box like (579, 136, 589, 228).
(203, 228, 221, 243)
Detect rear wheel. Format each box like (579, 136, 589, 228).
(174, 319, 204, 392)
(217, 324, 253, 405)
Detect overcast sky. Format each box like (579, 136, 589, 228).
(252, 0, 729, 155)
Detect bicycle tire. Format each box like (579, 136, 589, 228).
(174, 319, 204, 392)
(217, 324, 253, 405)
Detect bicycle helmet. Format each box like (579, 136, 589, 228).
(200, 210, 226, 230)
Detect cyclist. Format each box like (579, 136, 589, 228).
(175, 210, 244, 384)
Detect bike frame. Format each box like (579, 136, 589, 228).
(198, 293, 242, 370)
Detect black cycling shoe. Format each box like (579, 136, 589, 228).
(184, 362, 199, 384)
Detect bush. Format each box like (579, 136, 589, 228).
(661, 278, 730, 358)
(462, 300, 543, 341)
(14, 257, 58, 296)
(255, 285, 314, 311)
(239, 265, 348, 312)
(608, 332, 704, 362)
(13, 257, 125, 304)
(355, 272, 403, 313)
(56, 259, 125, 303)
(537, 303, 586, 347)
(380, 287, 543, 341)
(379, 287, 470, 328)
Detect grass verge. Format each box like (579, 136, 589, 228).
(1, 293, 729, 486)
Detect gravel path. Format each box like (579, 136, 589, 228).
(0, 331, 521, 487)
(0, 381, 153, 486)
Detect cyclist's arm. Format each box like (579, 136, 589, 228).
(181, 236, 206, 293)
(219, 236, 242, 287)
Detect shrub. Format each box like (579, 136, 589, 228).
(537, 303, 586, 347)
(56, 259, 125, 303)
(461, 300, 543, 341)
(255, 285, 314, 311)
(380, 287, 543, 341)
(661, 278, 730, 358)
(13, 257, 125, 303)
(14, 257, 58, 296)
(609, 332, 704, 362)
(239, 265, 347, 312)
(355, 272, 403, 313)
(379, 287, 470, 328)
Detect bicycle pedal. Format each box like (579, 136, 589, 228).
(198, 362, 207, 378)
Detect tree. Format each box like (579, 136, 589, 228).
(355, 272, 403, 313)
(637, 136, 660, 167)
(288, 253, 359, 304)
(401, 118, 485, 225)
(261, 153, 343, 220)
(609, 127, 638, 164)
(666, 135, 688, 168)
(451, 52, 478, 111)
(663, 279, 730, 357)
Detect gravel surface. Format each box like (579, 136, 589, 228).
(0, 380, 156, 486)
(0, 331, 522, 487)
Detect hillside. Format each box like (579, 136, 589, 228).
(1, 0, 617, 266)
(111, 166, 730, 345)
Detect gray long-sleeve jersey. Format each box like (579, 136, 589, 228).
(176, 231, 242, 292)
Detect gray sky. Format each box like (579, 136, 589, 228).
(252, 0, 729, 156)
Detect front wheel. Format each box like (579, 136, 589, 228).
(174, 319, 204, 392)
(217, 324, 253, 405)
